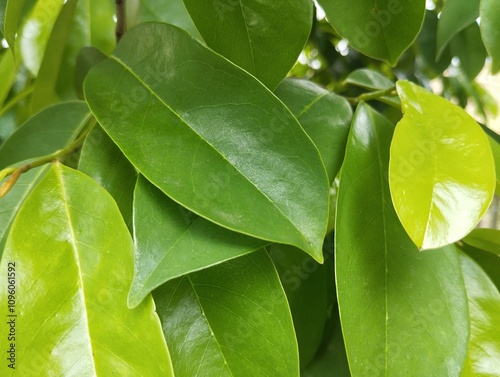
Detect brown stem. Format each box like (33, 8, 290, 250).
(115, 0, 127, 43)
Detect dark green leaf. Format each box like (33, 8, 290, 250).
(436, 0, 479, 58)
(390, 81, 495, 249)
(74, 47, 107, 100)
(450, 22, 487, 80)
(274, 78, 352, 184)
(463, 228, 500, 256)
(141, 0, 201, 40)
(318, 0, 425, 65)
(269, 243, 328, 367)
(183, 0, 313, 89)
(0, 163, 174, 376)
(460, 243, 500, 292)
(154, 250, 299, 377)
(0, 101, 91, 169)
(128, 175, 267, 307)
(85, 23, 329, 261)
(480, 0, 500, 73)
(459, 252, 500, 376)
(336, 103, 469, 375)
(78, 125, 137, 230)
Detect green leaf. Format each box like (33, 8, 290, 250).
(0, 162, 174, 376)
(0, 165, 48, 257)
(2, 0, 28, 50)
(480, 0, 500, 73)
(154, 249, 299, 376)
(30, 0, 78, 113)
(460, 243, 500, 292)
(336, 103, 469, 376)
(436, 0, 479, 58)
(183, 0, 313, 89)
(0, 0, 5, 33)
(485, 133, 500, 194)
(85, 23, 329, 261)
(450, 22, 487, 80)
(129, 175, 267, 307)
(274, 78, 352, 184)
(463, 228, 500, 256)
(0, 48, 15, 106)
(74, 46, 107, 100)
(389, 80, 496, 250)
(343, 68, 400, 107)
(80, 0, 115, 55)
(269, 243, 328, 367)
(78, 125, 137, 230)
(317, 0, 425, 65)
(141, 0, 201, 40)
(0, 101, 91, 169)
(459, 252, 500, 377)
(17, 0, 64, 75)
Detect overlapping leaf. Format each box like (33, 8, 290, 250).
(463, 228, 500, 256)
(0, 49, 15, 106)
(129, 175, 267, 307)
(344, 68, 400, 107)
(2, 0, 28, 50)
(274, 78, 352, 183)
(449, 23, 487, 80)
(318, 0, 425, 65)
(183, 0, 312, 89)
(85, 23, 329, 261)
(336, 103, 469, 376)
(480, 0, 500, 73)
(0, 163, 173, 376)
(154, 250, 299, 376)
(389, 81, 495, 250)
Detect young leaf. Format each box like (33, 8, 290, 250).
(128, 175, 267, 308)
(0, 101, 91, 169)
(183, 0, 313, 89)
(0, 165, 48, 257)
(78, 125, 137, 230)
(459, 252, 500, 376)
(317, 0, 425, 65)
(462, 228, 500, 256)
(274, 78, 352, 184)
(336, 103, 469, 376)
(436, 0, 479, 58)
(0, 162, 174, 376)
(85, 23, 329, 262)
(480, 0, 500, 73)
(154, 249, 299, 377)
(389, 80, 495, 250)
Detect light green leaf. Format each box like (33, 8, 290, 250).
(274, 78, 352, 184)
(0, 48, 15, 106)
(17, 0, 64, 75)
(154, 249, 299, 377)
(450, 22, 487, 80)
(460, 243, 500, 292)
(459, 252, 500, 377)
(269, 243, 328, 367)
(30, 0, 78, 113)
(0, 162, 174, 376)
(389, 80, 495, 250)
(436, 0, 479, 58)
(141, 0, 201, 40)
(336, 103, 469, 376)
(81, 0, 115, 55)
(485, 132, 500, 194)
(78, 125, 137, 230)
(0, 101, 91, 169)
(129, 175, 267, 307)
(0, 165, 48, 257)
(463, 228, 500, 256)
(85, 23, 329, 262)
(480, 0, 500, 73)
(344, 68, 400, 107)
(2, 0, 28, 50)
(0, 0, 5, 33)
(317, 0, 425, 65)
(183, 0, 313, 89)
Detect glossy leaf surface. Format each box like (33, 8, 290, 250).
(0, 101, 91, 169)
(460, 253, 500, 376)
(0, 163, 173, 376)
(183, 0, 312, 89)
(336, 103, 469, 376)
(129, 175, 267, 307)
(78, 125, 137, 229)
(436, 0, 479, 57)
(480, 0, 500, 73)
(85, 23, 329, 261)
(463, 228, 500, 256)
(0, 165, 48, 256)
(318, 0, 425, 65)
(389, 80, 495, 249)
(154, 250, 299, 376)
(274, 78, 352, 183)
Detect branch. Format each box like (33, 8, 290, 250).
(115, 0, 127, 43)
(347, 87, 397, 106)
